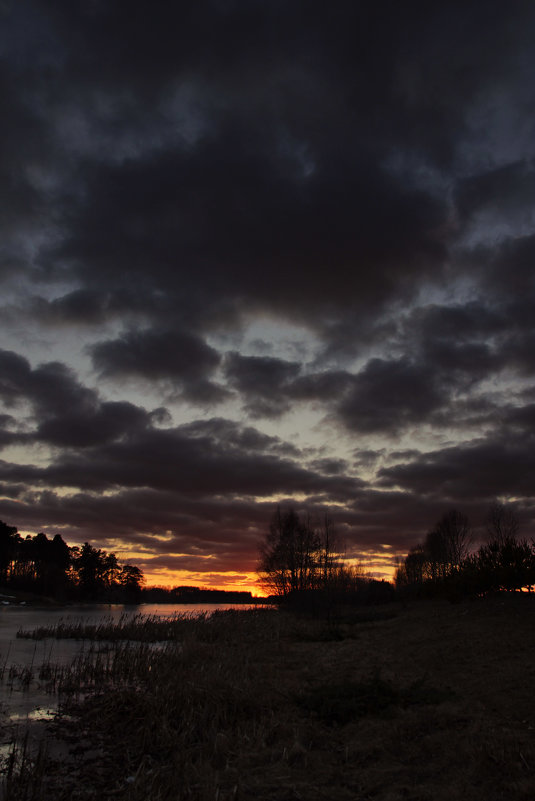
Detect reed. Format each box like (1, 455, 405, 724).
(16, 608, 279, 645)
(2, 599, 535, 800)
(2, 726, 48, 801)
(17, 612, 196, 643)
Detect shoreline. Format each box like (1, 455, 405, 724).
(2, 597, 535, 800)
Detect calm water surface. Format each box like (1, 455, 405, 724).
(0, 603, 252, 725)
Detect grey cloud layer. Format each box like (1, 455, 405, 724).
(1, 1, 535, 575)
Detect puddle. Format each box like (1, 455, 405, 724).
(9, 707, 56, 723)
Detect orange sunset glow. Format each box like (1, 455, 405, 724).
(0, 0, 534, 600)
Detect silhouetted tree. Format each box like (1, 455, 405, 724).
(120, 564, 145, 601)
(396, 503, 535, 598)
(395, 544, 426, 588)
(425, 509, 472, 580)
(10, 535, 34, 586)
(318, 514, 339, 585)
(50, 534, 71, 577)
(72, 542, 107, 599)
(0, 521, 20, 583)
(35, 533, 72, 596)
(0, 520, 145, 601)
(257, 508, 342, 596)
(486, 502, 519, 546)
(474, 504, 534, 592)
(30, 532, 53, 590)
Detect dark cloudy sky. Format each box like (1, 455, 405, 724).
(1, 0, 535, 589)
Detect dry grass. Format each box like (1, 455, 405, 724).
(17, 612, 212, 643)
(3, 598, 535, 800)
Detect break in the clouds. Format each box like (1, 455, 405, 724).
(1, 1, 535, 587)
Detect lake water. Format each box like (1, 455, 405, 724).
(0, 603, 255, 728)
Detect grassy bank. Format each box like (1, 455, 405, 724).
(2, 597, 535, 800)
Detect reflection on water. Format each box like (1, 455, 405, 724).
(0, 603, 250, 727)
(9, 708, 56, 723)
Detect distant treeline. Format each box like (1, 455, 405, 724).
(395, 504, 535, 599)
(142, 585, 261, 604)
(0, 520, 144, 602)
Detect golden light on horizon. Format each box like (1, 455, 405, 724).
(49, 533, 397, 595)
(139, 567, 265, 596)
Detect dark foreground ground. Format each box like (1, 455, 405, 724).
(2, 595, 535, 800)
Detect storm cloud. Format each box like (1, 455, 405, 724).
(1, 1, 535, 586)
